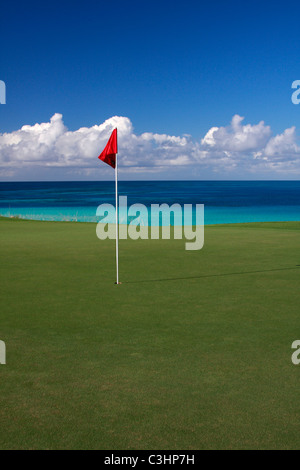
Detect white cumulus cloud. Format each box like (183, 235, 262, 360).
(1, 113, 300, 179)
(202, 115, 271, 153)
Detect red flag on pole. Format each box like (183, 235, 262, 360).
(97, 127, 121, 284)
(98, 128, 117, 169)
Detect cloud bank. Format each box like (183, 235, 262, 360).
(1, 114, 300, 180)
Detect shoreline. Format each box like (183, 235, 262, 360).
(1, 215, 300, 227)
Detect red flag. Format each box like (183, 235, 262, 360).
(98, 128, 117, 169)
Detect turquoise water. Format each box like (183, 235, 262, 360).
(0, 181, 300, 225)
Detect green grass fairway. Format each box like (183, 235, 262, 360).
(0, 217, 299, 450)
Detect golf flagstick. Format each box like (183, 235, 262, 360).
(115, 151, 119, 284)
(97, 128, 120, 284)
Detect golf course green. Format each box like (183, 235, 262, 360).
(0, 216, 299, 449)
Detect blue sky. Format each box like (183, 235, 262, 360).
(1, 0, 300, 180)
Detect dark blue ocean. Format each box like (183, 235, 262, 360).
(0, 181, 300, 225)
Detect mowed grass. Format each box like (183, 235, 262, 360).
(0, 216, 299, 450)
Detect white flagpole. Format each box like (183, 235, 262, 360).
(115, 152, 119, 284)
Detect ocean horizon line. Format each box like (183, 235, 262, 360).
(1, 178, 300, 183)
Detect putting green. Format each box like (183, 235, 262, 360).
(0, 217, 299, 449)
